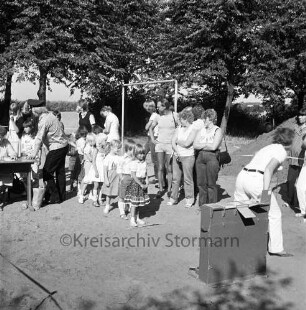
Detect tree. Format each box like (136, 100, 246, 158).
(156, 0, 289, 132)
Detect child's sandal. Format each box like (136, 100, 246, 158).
(120, 214, 128, 220)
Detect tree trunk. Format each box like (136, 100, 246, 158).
(296, 91, 305, 111)
(220, 81, 234, 135)
(37, 66, 48, 103)
(0, 73, 13, 127)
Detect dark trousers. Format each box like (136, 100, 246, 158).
(287, 165, 301, 207)
(43, 145, 68, 202)
(196, 151, 220, 206)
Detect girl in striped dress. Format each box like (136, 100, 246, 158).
(125, 144, 150, 227)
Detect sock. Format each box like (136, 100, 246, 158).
(118, 201, 125, 215)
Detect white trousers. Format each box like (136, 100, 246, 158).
(234, 170, 284, 253)
(296, 166, 306, 215)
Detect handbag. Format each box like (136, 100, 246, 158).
(218, 137, 231, 167)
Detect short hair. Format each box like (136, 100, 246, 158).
(10, 102, 21, 113)
(23, 119, 36, 136)
(179, 110, 194, 124)
(105, 139, 121, 155)
(86, 133, 96, 144)
(101, 106, 112, 113)
(124, 139, 136, 154)
(273, 127, 295, 146)
(192, 104, 205, 120)
(95, 133, 107, 144)
(158, 99, 171, 110)
(76, 126, 88, 139)
(202, 109, 217, 125)
(79, 100, 88, 111)
(53, 110, 61, 120)
(134, 144, 146, 158)
(92, 125, 103, 135)
(0, 126, 7, 137)
(32, 106, 49, 115)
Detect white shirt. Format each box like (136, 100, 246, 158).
(177, 126, 194, 157)
(76, 137, 86, 155)
(103, 153, 121, 170)
(191, 119, 204, 131)
(105, 112, 120, 142)
(246, 144, 288, 171)
(21, 134, 35, 156)
(197, 125, 219, 144)
(117, 154, 134, 174)
(148, 112, 160, 137)
(130, 160, 147, 178)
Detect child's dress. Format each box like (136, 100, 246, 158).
(76, 137, 86, 182)
(83, 144, 95, 184)
(117, 154, 134, 200)
(125, 160, 150, 207)
(86, 151, 105, 183)
(102, 154, 121, 196)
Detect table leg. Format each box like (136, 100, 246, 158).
(27, 170, 33, 210)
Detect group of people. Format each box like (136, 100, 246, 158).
(1, 98, 306, 239)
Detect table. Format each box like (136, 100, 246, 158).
(0, 158, 35, 210)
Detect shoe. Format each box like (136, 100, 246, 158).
(98, 199, 105, 206)
(155, 191, 163, 199)
(92, 201, 99, 207)
(137, 217, 146, 225)
(268, 251, 293, 257)
(103, 205, 110, 214)
(21, 203, 28, 210)
(78, 195, 85, 204)
(88, 192, 94, 201)
(120, 214, 128, 220)
(185, 203, 193, 208)
(130, 218, 138, 227)
(167, 198, 177, 206)
(295, 212, 306, 217)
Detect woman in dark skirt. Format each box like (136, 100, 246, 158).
(125, 144, 149, 227)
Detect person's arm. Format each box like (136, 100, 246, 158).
(177, 128, 197, 148)
(145, 117, 154, 131)
(193, 130, 205, 150)
(92, 148, 99, 177)
(171, 129, 179, 156)
(131, 171, 146, 188)
(104, 117, 111, 134)
(149, 120, 158, 144)
(103, 165, 109, 186)
(9, 116, 20, 134)
(89, 114, 96, 126)
(263, 158, 281, 190)
(201, 129, 223, 151)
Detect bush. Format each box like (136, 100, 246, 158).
(46, 101, 78, 112)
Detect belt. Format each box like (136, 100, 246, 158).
(243, 168, 264, 175)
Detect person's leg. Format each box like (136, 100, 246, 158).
(181, 156, 195, 206)
(156, 151, 165, 194)
(149, 138, 158, 181)
(92, 181, 99, 206)
(165, 153, 173, 194)
(206, 154, 220, 203)
(287, 165, 300, 206)
(268, 193, 284, 253)
(170, 156, 182, 203)
(296, 167, 306, 215)
(130, 205, 137, 227)
(104, 195, 111, 213)
(196, 152, 208, 206)
(55, 146, 68, 202)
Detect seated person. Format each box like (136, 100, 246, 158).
(0, 126, 17, 210)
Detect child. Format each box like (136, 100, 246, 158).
(117, 139, 136, 219)
(296, 133, 306, 220)
(0, 126, 17, 210)
(20, 120, 41, 209)
(53, 110, 65, 131)
(86, 134, 107, 207)
(125, 144, 150, 227)
(102, 140, 122, 214)
(67, 132, 79, 191)
(78, 133, 96, 204)
(75, 126, 88, 195)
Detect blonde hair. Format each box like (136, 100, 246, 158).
(32, 106, 49, 116)
(86, 133, 96, 144)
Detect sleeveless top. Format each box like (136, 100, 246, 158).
(198, 125, 220, 149)
(157, 113, 177, 144)
(79, 112, 92, 132)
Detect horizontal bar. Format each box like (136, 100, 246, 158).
(123, 79, 176, 87)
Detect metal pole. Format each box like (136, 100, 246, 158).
(121, 85, 125, 153)
(123, 79, 176, 87)
(174, 80, 178, 112)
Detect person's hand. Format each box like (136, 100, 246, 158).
(27, 153, 36, 160)
(10, 155, 17, 160)
(95, 172, 99, 178)
(105, 181, 110, 187)
(9, 114, 14, 121)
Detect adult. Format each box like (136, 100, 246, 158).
(28, 100, 68, 204)
(100, 106, 120, 142)
(234, 127, 295, 257)
(170, 109, 197, 208)
(78, 100, 95, 132)
(149, 99, 179, 198)
(286, 108, 306, 210)
(193, 109, 222, 205)
(144, 100, 160, 182)
(191, 104, 205, 132)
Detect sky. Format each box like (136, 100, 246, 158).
(10, 79, 83, 102)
